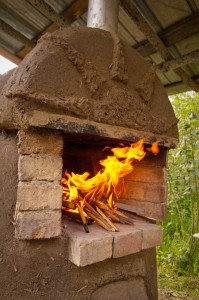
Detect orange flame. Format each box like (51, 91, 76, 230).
(61, 140, 159, 211)
(146, 141, 159, 155)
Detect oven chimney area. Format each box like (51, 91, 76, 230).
(0, 1, 178, 299)
(87, 0, 119, 32)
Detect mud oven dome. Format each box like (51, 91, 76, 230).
(0, 27, 178, 299)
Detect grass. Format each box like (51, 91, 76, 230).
(158, 272, 199, 300)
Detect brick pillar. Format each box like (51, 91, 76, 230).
(15, 128, 63, 239)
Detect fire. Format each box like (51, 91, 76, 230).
(61, 139, 159, 232)
(146, 141, 159, 155)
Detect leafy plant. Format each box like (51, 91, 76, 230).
(158, 92, 199, 276)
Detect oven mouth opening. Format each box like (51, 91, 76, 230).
(60, 132, 164, 266)
(61, 133, 160, 233)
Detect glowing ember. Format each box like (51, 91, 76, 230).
(61, 139, 159, 232)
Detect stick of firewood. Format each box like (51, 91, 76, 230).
(84, 206, 114, 231)
(63, 194, 90, 232)
(85, 201, 119, 231)
(102, 209, 133, 225)
(114, 210, 134, 224)
(62, 199, 76, 209)
(84, 205, 103, 221)
(76, 202, 89, 233)
(95, 200, 109, 210)
(62, 208, 93, 225)
(116, 215, 133, 225)
(102, 208, 133, 225)
(85, 209, 116, 232)
(62, 208, 82, 222)
(85, 203, 116, 230)
(117, 209, 135, 221)
(84, 201, 99, 215)
(103, 210, 120, 222)
(95, 206, 119, 232)
(84, 190, 96, 203)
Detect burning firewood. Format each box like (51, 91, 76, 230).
(85, 210, 114, 232)
(84, 202, 117, 232)
(95, 200, 109, 210)
(95, 206, 119, 231)
(103, 209, 120, 223)
(61, 140, 159, 232)
(62, 199, 76, 209)
(62, 208, 93, 225)
(76, 202, 89, 233)
(114, 210, 135, 225)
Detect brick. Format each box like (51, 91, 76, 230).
(123, 182, 167, 203)
(111, 223, 142, 258)
(65, 221, 113, 267)
(17, 181, 62, 211)
(133, 219, 163, 249)
(18, 128, 63, 155)
(117, 201, 167, 221)
(18, 154, 62, 181)
(125, 165, 166, 183)
(62, 218, 162, 266)
(133, 149, 168, 167)
(15, 210, 61, 240)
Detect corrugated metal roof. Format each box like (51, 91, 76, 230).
(118, 22, 137, 46)
(0, 0, 199, 94)
(0, 0, 50, 32)
(44, 0, 74, 14)
(0, 28, 23, 53)
(119, 7, 145, 43)
(133, 0, 162, 32)
(0, 5, 36, 39)
(145, 0, 192, 28)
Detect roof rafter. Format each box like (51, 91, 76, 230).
(0, 47, 22, 65)
(157, 49, 199, 73)
(120, 0, 199, 92)
(0, 0, 88, 64)
(134, 12, 199, 57)
(165, 75, 199, 95)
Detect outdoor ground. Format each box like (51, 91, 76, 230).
(158, 273, 199, 300)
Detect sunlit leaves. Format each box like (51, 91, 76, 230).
(158, 91, 199, 275)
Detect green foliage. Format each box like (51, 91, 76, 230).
(157, 92, 199, 276)
(158, 273, 199, 299)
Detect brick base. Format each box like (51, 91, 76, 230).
(15, 128, 64, 240)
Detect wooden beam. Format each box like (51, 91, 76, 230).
(157, 49, 199, 73)
(133, 0, 162, 32)
(26, 0, 70, 27)
(174, 69, 198, 92)
(120, 0, 199, 92)
(121, 1, 170, 59)
(16, 0, 88, 60)
(0, 19, 35, 49)
(134, 12, 199, 57)
(165, 81, 189, 95)
(0, 47, 22, 65)
(165, 75, 199, 95)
